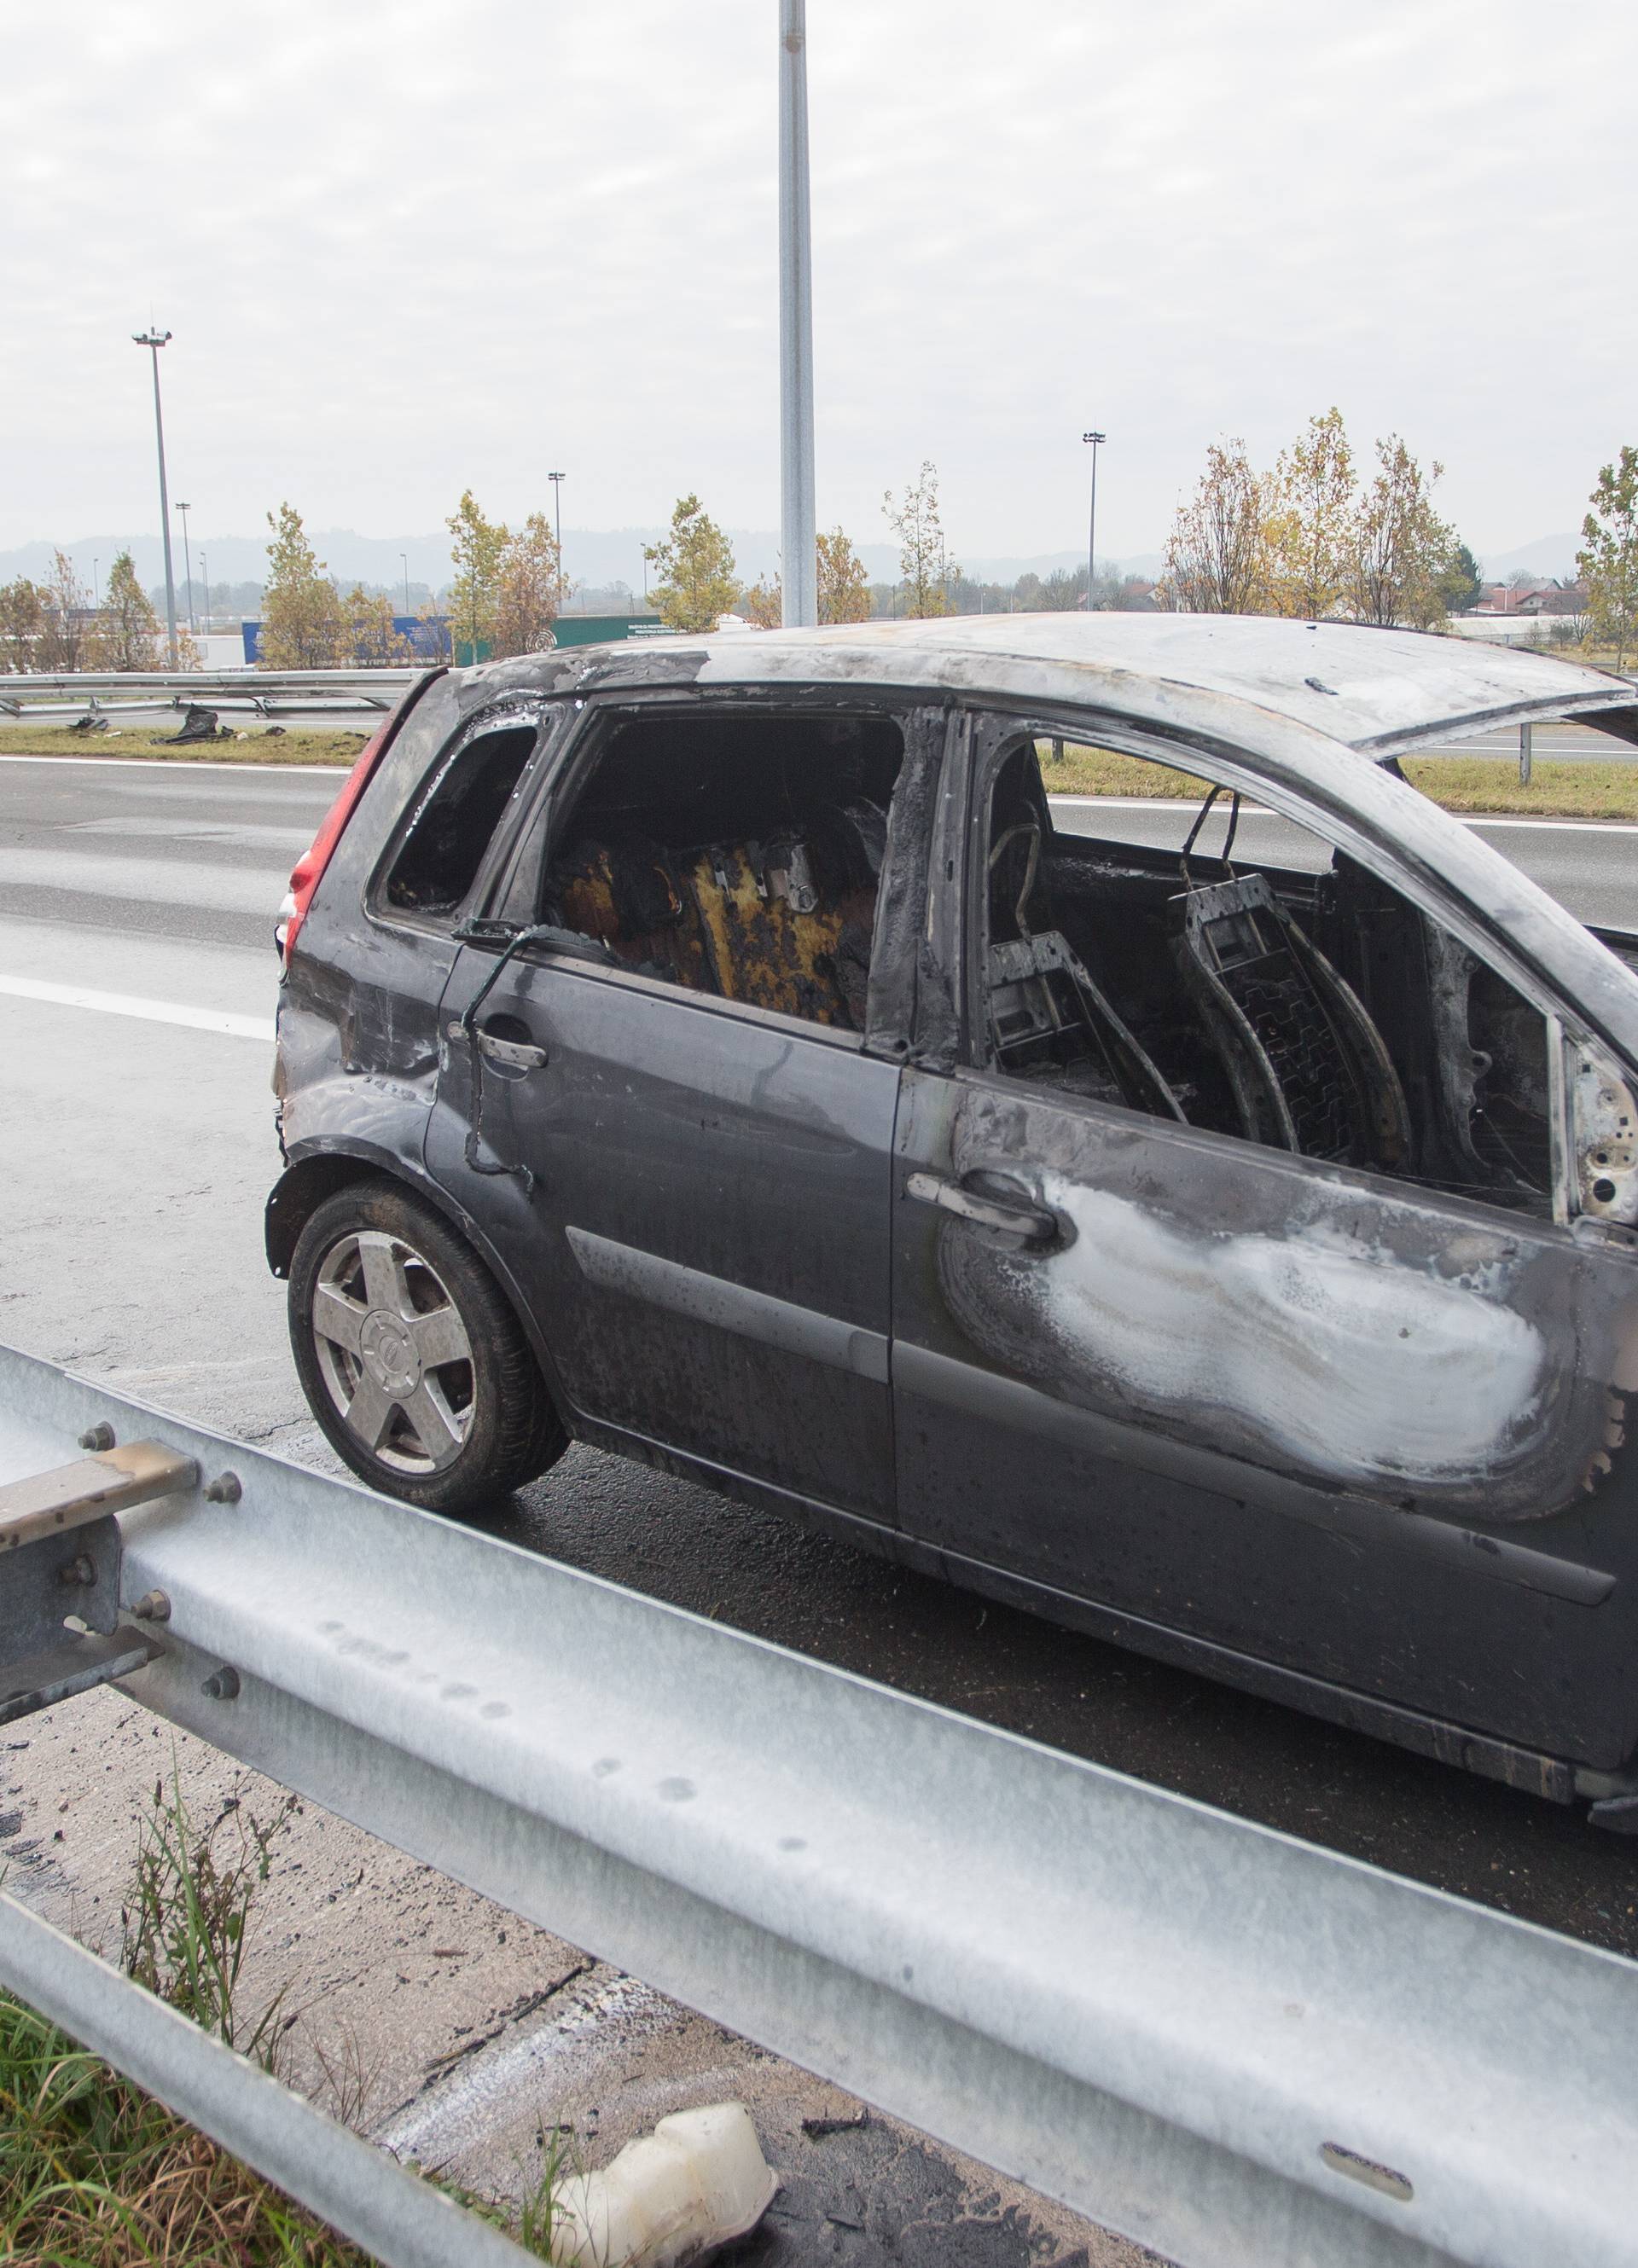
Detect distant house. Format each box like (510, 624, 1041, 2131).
(1475, 578, 1588, 619)
(1511, 583, 1588, 618)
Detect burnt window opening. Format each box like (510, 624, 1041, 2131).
(537, 709, 905, 1032)
(979, 738, 1559, 1220)
(384, 723, 537, 916)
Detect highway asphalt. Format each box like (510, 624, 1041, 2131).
(5, 750, 1638, 1982)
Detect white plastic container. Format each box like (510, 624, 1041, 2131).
(549, 2101, 779, 2267)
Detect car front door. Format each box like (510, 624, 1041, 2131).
(891, 711, 1638, 1772)
(425, 695, 947, 1528)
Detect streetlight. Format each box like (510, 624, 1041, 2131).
(92, 558, 100, 609)
(778, 0, 816, 627)
(133, 330, 179, 666)
(400, 552, 410, 618)
(175, 502, 195, 633)
(1082, 431, 1106, 614)
(548, 472, 566, 605)
(199, 549, 209, 635)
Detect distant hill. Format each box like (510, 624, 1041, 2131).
(0, 528, 1166, 599)
(1479, 532, 1584, 582)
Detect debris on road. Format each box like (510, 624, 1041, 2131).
(549, 2101, 777, 2267)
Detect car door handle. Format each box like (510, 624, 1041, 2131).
(904, 1170, 1060, 1246)
(448, 1020, 549, 1071)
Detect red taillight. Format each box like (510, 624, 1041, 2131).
(279, 727, 392, 966)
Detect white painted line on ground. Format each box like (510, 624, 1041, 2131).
(1457, 815, 1638, 835)
(0, 974, 275, 1041)
(1046, 796, 1638, 835)
(1049, 796, 1259, 811)
(0, 752, 351, 776)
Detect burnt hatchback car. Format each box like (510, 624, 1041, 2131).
(268, 615, 1638, 1824)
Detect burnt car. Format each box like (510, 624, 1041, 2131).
(268, 615, 1638, 1822)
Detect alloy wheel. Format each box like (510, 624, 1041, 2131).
(310, 1228, 475, 1475)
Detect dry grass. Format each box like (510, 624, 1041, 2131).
(1398, 757, 1638, 818)
(1038, 740, 1638, 821)
(0, 725, 364, 765)
(1, 1773, 565, 2265)
(1040, 745, 1214, 799)
(0, 1995, 372, 2266)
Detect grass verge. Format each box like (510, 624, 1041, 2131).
(0, 725, 366, 765)
(1, 1772, 564, 2265)
(1039, 742, 1638, 821)
(0, 1988, 372, 2266)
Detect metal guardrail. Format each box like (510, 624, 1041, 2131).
(0, 667, 425, 724)
(3, 1336, 1637, 2268)
(0, 1894, 537, 2268)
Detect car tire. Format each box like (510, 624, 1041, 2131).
(288, 1177, 567, 1514)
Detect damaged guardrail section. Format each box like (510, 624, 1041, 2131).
(1, 1337, 1636, 2268)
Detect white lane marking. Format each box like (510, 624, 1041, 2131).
(1458, 816, 1638, 835)
(1047, 796, 1638, 835)
(0, 974, 274, 1041)
(0, 752, 351, 776)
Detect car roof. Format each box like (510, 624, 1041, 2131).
(535, 612, 1635, 762)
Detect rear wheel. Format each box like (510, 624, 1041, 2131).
(288, 1179, 566, 1512)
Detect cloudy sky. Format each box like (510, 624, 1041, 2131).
(3, 0, 1633, 568)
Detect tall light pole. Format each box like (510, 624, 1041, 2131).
(134, 331, 179, 666)
(778, 0, 816, 627)
(1082, 431, 1106, 614)
(400, 552, 410, 618)
(175, 502, 195, 632)
(199, 549, 210, 635)
(548, 472, 566, 605)
(92, 557, 100, 608)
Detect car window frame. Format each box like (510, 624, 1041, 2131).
(950, 702, 1600, 1230)
(469, 685, 950, 1061)
(365, 696, 555, 942)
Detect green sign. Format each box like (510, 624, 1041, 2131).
(551, 614, 673, 649)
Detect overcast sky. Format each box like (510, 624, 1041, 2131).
(3, 0, 1633, 567)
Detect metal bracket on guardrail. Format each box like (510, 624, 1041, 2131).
(0, 1436, 194, 1722)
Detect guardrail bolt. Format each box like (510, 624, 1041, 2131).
(78, 1424, 116, 1453)
(57, 1553, 97, 1586)
(200, 1666, 241, 1701)
(203, 1471, 242, 1505)
(133, 1590, 171, 1622)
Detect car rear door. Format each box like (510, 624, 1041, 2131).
(423, 696, 947, 1528)
(890, 711, 1638, 1772)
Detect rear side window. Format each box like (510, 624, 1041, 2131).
(383, 722, 536, 917)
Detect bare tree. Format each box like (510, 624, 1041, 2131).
(38, 550, 91, 670)
(1578, 446, 1638, 668)
(1349, 436, 1456, 629)
(739, 574, 782, 629)
(344, 586, 412, 666)
(1160, 440, 1268, 612)
(260, 505, 351, 668)
(492, 513, 565, 657)
(883, 463, 957, 618)
(1264, 408, 1356, 618)
(644, 496, 740, 631)
(87, 550, 163, 670)
(0, 578, 46, 671)
(817, 528, 872, 624)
